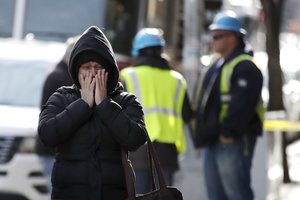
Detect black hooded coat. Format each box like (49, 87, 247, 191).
(38, 26, 147, 200)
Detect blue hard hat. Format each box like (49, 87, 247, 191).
(131, 28, 165, 56)
(209, 10, 247, 35)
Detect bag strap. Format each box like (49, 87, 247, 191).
(122, 131, 168, 198)
(145, 132, 167, 188)
(121, 150, 136, 198)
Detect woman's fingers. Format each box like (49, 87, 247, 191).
(80, 72, 95, 108)
(79, 74, 84, 87)
(99, 69, 108, 89)
(94, 69, 108, 105)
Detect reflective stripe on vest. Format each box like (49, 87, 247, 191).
(120, 66, 187, 153)
(220, 54, 265, 123)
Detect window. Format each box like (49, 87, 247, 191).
(0, 0, 15, 37)
(23, 0, 107, 41)
(0, 59, 54, 107)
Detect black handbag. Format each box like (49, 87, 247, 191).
(122, 132, 183, 200)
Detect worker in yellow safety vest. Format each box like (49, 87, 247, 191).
(120, 28, 194, 193)
(192, 11, 264, 200)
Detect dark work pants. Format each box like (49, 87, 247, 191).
(203, 135, 257, 200)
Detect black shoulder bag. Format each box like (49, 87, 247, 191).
(122, 132, 184, 200)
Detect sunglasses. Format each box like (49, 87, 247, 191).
(211, 33, 231, 41)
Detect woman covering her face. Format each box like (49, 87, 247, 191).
(38, 26, 147, 200)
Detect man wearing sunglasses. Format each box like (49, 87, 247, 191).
(192, 11, 264, 200)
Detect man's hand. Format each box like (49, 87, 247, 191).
(79, 72, 95, 108)
(95, 69, 108, 105)
(219, 135, 234, 144)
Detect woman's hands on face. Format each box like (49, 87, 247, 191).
(79, 71, 95, 108)
(95, 69, 108, 105)
(78, 61, 108, 107)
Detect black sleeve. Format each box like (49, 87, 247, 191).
(182, 92, 195, 123)
(94, 94, 147, 151)
(221, 60, 263, 137)
(38, 92, 93, 147)
(40, 72, 58, 107)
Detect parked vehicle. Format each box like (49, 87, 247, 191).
(1, 0, 135, 70)
(0, 38, 65, 200)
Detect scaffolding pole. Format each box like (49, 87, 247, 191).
(182, 0, 204, 97)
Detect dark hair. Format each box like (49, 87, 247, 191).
(236, 34, 254, 56)
(237, 34, 245, 49)
(138, 46, 162, 57)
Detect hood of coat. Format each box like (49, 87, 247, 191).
(69, 26, 119, 94)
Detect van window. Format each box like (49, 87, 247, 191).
(23, 0, 107, 41)
(0, 59, 54, 107)
(0, 0, 14, 37)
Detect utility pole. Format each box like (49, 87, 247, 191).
(182, 0, 204, 98)
(13, 0, 26, 39)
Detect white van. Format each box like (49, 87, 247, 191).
(0, 38, 65, 200)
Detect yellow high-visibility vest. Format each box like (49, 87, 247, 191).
(220, 54, 265, 123)
(120, 66, 187, 153)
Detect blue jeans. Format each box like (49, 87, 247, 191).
(203, 135, 256, 200)
(135, 169, 174, 194)
(38, 155, 55, 199)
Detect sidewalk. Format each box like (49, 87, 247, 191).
(279, 139, 300, 200)
(174, 132, 300, 200)
(279, 183, 300, 200)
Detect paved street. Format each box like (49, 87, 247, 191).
(175, 147, 207, 200)
(173, 131, 300, 200)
